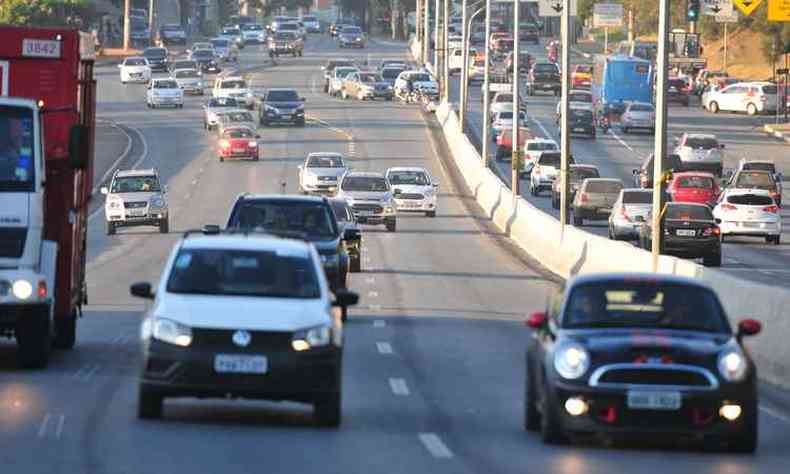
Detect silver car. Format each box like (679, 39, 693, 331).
(101, 169, 169, 235)
(298, 153, 348, 195)
(572, 178, 624, 226)
(620, 101, 656, 134)
(674, 133, 725, 176)
(202, 97, 242, 130)
(335, 172, 397, 232)
(608, 188, 654, 240)
(172, 68, 203, 95)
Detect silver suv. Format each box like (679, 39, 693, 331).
(101, 169, 169, 235)
(335, 171, 397, 232)
(298, 152, 348, 194)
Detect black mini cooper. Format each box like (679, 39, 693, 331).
(525, 273, 761, 452)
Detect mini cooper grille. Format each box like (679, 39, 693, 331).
(599, 368, 711, 387)
(124, 201, 148, 209)
(0, 227, 27, 258)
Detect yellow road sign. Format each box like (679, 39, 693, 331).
(768, 0, 790, 20)
(733, 0, 764, 15)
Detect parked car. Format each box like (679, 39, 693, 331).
(638, 202, 722, 266)
(571, 178, 624, 225)
(608, 188, 653, 240)
(551, 164, 600, 209)
(216, 126, 259, 162)
(667, 172, 720, 207)
(714, 189, 781, 244)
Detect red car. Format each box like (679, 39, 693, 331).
(667, 171, 720, 206)
(495, 126, 532, 161)
(217, 126, 260, 162)
(570, 64, 592, 89)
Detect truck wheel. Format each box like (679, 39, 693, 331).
(53, 309, 77, 350)
(16, 312, 51, 369)
(426, 210, 436, 218)
(159, 219, 169, 234)
(138, 385, 163, 419)
(106, 221, 116, 235)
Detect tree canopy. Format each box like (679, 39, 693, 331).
(0, 0, 93, 27)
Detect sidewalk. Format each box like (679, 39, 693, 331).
(764, 123, 790, 145)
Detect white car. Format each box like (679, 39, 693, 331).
(394, 70, 437, 96)
(489, 92, 523, 117)
(448, 35, 463, 50)
(328, 67, 360, 97)
(491, 109, 527, 140)
(555, 89, 594, 116)
(713, 189, 781, 244)
(101, 168, 169, 235)
(212, 76, 253, 109)
(298, 152, 348, 194)
(386, 167, 439, 217)
(172, 68, 203, 95)
(620, 101, 656, 133)
(449, 47, 477, 74)
(119, 56, 151, 84)
(704, 81, 778, 115)
(529, 151, 562, 196)
(130, 228, 359, 424)
(522, 138, 559, 168)
(674, 132, 724, 176)
(146, 78, 184, 108)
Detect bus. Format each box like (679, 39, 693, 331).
(592, 54, 654, 115)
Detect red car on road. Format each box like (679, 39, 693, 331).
(217, 126, 260, 162)
(667, 171, 720, 207)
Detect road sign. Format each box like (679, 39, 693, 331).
(715, 10, 740, 21)
(702, 0, 733, 15)
(538, 0, 578, 17)
(593, 3, 624, 27)
(768, 0, 790, 21)
(733, 0, 764, 16)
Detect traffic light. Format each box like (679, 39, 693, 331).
(687, 0, 700, 21)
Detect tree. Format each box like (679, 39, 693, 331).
(0, 0, 93, 28)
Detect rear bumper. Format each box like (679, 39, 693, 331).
(0, 303, 50, 333)
(719, 221, 781, 236)
(663, 237, 721, 257)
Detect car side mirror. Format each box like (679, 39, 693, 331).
(100, 186, 109, 195)
(715, 218, 722, 225)
(332, 289, 359, 308)
(525, 311, 547, 329)
(69, 124, 90, 170)
(343, 228, 361, 241)
(130, 282, 154, 300)
(737, 319, 762, 339)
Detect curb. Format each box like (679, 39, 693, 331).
(764, 124, 790, 145)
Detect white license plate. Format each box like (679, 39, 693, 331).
(676, 229, 696, 237)
(573, 127, 586, 132)
(232, 148, 246, 154)
(357, 211, 374, 216)
(127, 209, 146, 216)
(627, 390, 681, 411)
(281, 115, 291, 119)
(403, 202, 421, 207)
(742, 222, 762, 228)
(214, 354, 268, 374)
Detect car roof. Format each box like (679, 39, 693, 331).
(344, 171, 385, 178)
(667, 201, 710, 208)
(181, 234, 312, 257)
(116, 168, 158, 178)
(722, 188, 772, 196)
(583, 178, 622, 184)
(267, 87, 298, 92)
(307, 152, 344, 158)
(568, 272, 711, 291)
(387, 166, 428, 173)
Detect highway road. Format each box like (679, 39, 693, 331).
(1, 29, 790, 474)
(451, 41, 790, 287)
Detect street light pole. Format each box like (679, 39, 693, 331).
(123, 0, 131, 51)
(460, 0, 469, 131)
(559, 0, 572, 228)
(481, 0, 492, 168)
(443, 0, 450, 103)
(434, 0, 441, 73)
(423, 0, 430, 64)
(149, 0, 155, 43)
(511, 0, 521, 196)
(651, 0, 671, 271)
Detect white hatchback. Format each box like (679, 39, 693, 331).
(704, 82, 778, 115)
(146, 78, 184, 108)
(713, 189, 781, 244)
(119, 56, 151, 84)
(386, 167, 439, 217)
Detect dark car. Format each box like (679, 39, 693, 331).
(158, 23, 186, 45)
(329, 198, 362, 273)
(225, 195, 353, 309)
(189, 49, 221, 74)
(268, 31, 304, 57)
(337, 26, 366, 48)
(528, 62, 561, 96)
(169, 59, 199, 74)
(551, 164, 600, 209)
(638, 202, 722, 266)
(143, 47, 168, 72)
(562, 108, 596, 139)
(525, 273, 761, 452)
(520, 24, 540, 44)
(380, 66, 406, 87)
(256, 88, 306, 127)
(323, 59, 355, 92)
(668, 77, 691, 106)
(505, 51, 533, 76)
(633, 153, 684, 189)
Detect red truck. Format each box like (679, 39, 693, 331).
(0, 27, 95, 367)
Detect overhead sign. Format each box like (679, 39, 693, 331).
(538, 0, 578, 16)
(767, 0, 790, 21)
(733, 0, 764, 16)
(702, 0, 733, 15)
(593, 3, 624, 27)
(715, 9, 740, 21)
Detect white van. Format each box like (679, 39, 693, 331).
(449, 47, 477, 74)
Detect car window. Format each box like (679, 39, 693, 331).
(677, 176, 713, 189)
(382, 68, 404, 79)
(192, 50, 214, 59)
(266, 90, 299, 101)
(166, 249, 320, 299)
(111, 175, 161, 193)
(533, 63, 557, 73)
(221, 112, 254, 123)
(563, 281, 729, 333)
(527, 142, 558, 151)
(144, 48, 166, 58)
(569, 167, 599, 180)
(330, 201, 353, 222)
(334, 68, 357, 78)
(586, 180, 623, 193)
(211, 39, 229, 47)
(220, 80, 247, 89)
(388, 171, 430, 186)
(344, 27, 362, 34)
(570, 109, 593, 119)
(665, 205, 713, 220)
(538, 153, 561, 167)
(223, 128, 254, 138)
(359, 73, 379, 82)
(735, 172, 774, 188)
(622, 190, 652, 203)
(727, 194, 773, 206)
(154, 80, 178, 89)
(228, 201, 337, 238)
(575, 65, 592, 74)
(741, 162, 775, 173)
(410, 73, 431, 82)
(307, 155, 344, 167)
(125, 58, 147, 66)
(341, 176, 389, 192)
(684, 136, 718, 149)
(761, 85, 778, 95)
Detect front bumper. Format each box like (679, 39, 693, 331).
(150, 96, 183, 106)
(220, 147, 258, 160)
(302, 181, 339, 193)
(574, 205, 613, 219)
(141, 339, 341, 402)
(263, 109, 305, 123)
(719, 220, 781, 237)
(106, 208, 168, 226)
(622, 119, 654, 129)
(339, 40, 365, 48)
(394, 197, 437, 212)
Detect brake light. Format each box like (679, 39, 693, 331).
(763, 205, 779, 213)
(720, 203, 737, 211)
(703, 227, 720, 237)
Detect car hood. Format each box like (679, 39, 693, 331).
(565, 328, 731, 361)
(304, 167, 346, 178)
(155, 294, 330, 331)
(266, 101, 302, 108)
(107, 191, 162, 203)
(391, 184, 430, 194)
(341, 191, 392, 201)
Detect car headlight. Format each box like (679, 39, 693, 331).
(384, 206, 395, 214)
(554, 344, 590, 380)
(150, 197, 166, 208)
(718, 350, 748, 382)
(12, 280, 33, 300)
(320, 254, 340, 266)
(107, 199, 122, 209)
(292, 324, 332, 351)
(142, 317, 193, 347)
(265, 105, 278, 112)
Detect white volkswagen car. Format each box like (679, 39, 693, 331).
(130, 228, 359, 424)
(146, 78, 184, 108)
(119, 56, 151, 84)
(713, 189, 781, 244)
(386, 167, 439, 217)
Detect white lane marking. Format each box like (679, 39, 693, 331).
(376, 342, 393, 354)
(55, 415, 65, 439)
(37, 413, 51, 438)
(369, 304, 382, 311)
(418, 433, 454, 459)
(365, 277, 376, 284)
(609, 128, 636, 153)
(37, 413, 65, 439)
(191, 179, 198, 186)
(389, 377, 411, 396)
(760, 405, 790, 425)
(531, 117, 553, 140)
(92, 121, 133, 195)
(73, 364, 100, 381)
(368, 290, 379, 298)
(373, 320, 386, 327)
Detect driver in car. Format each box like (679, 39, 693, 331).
(0, 117, 26, 181)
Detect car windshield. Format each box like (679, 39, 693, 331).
(563, 281, 729, 332)
(742, 162, 775, 173)
(570, 167, 599, 180)
(665, 205, 713, 220)
(727, 194, 773, 205)
(303, 16, 317, 21)
(207, 98, 238, 108)
(125, 58, 147, 66)
(736, 172, 774, 189)
(568, 92, 591, 102)
(154, 80, 178, 89)
(242, 24, 263, 31)
(330, 201, 352, 222)
(335, 68, 357, 78)
(175, 70, 199, 78)
(685, 136, 718, 149)
(229, 201, 337, 238)
(382, 68, 403, 79)
(221, 112, 254, 123)
(307, 155, 344, 167)
(629, 103, 654, 112)
(495, 94, 513, 102)
(623, 191, 652, 203)
(166, 249, 320, 299)
(144, 48, 166, 58)
(586, 180, 622, 193)
(279, 23, 298, 31)
(359, 74, 379, 83)
(410, 73, 431, 82)
(527, 142, 557, 151)
(538, 153, 561, 167)
(534, 64, 557, 73)
(344, 27, 362, 34)
(221, 80, 247, 89)
(211, 39, 229, 47)
(267, 90, 299, 101)
(223, 128, 254, 138)
(111, 175, 161, 193)
(342, 176, 389, 192)
(388, 171, 430, 186)
(761, 85, 778, 95)
(192, 50, 213, 59)
(677, 176, 713, 189)
(0, 107, 36, 192)
(328, 60, 354, 70)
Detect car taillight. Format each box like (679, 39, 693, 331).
(721, 203, 737, 211)
(763, 205, 779, 213)
(703, 227, 720, 237)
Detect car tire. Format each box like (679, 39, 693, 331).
(551, 194, 559, 209)
(540, 386, 567, 444)
(426, 210, 436, 218)
(524, 363, 540, 431)
(746, 103, 758, 116)
(530, 182, 538, 196)
(53, 309, 77, 350)
(106, 221, 116, 236)
(386, 221, 397, 232)
(137, 386, 163, 419)
(709, 101, 719, 113)
(297, 119, 305, 127)
(314, 389, 342, 427)
(159, 219, 169, 234)
(253, 154, 260, 161)
(349, 256, 361, 273)
(16, 310, 51, 369)
(703, 252, 722, 267)
(622, 126, 629, 134)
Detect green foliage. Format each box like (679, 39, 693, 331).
(0, 0, 93, 27)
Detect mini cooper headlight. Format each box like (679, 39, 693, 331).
(142, 317, 193, 347)
(718, 350, 747, 382)
(554, 344, 590, 380)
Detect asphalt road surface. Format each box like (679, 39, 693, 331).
(1, 33, 789, 474)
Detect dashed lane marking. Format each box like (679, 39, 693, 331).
(373, 320, 386, 327)
(376, 342, 393, 354)
(389, 377, 411, 396)
(37, 413, 65, 439)
(368, 291, 379, 298)
(760, 405, 790, 425)
(418, 433, 454, 459)
(72, 364, 100, 381)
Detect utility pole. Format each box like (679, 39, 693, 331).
(443, 0, 450, 103)
(460, 0, 469, 131)
(723, 22, 727, 73)
(123, 0, 131, 51)
(434, 0, 441, 73)
(559, 0, 572, 228)
(149, 0, 155, 45)
(482, 0, 492, 168)
(417, 0, 422, 44)
(423, 0, 430, 64)
(627, 9, 634, 42)
(652, 0, 671, 272)
(511, 0, 520, 197)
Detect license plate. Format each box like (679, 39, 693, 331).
(281, 115, 291, 119)
(357, 211, 374, 216)
(627, 390, 681, 410)
(573, 127, 586, 132)
(127, 209, 146, 216)
(742, 222, 762, 228)
(403, 202, 420, 208)
(214, 354, 268, 374)
(676, 229, 696, 237)
(232, 148, 246, 154)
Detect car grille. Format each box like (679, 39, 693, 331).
(124, 201, 148, 209)
(318, 176, 337, 182)
(399, 193, 424, 200)
(590, 364, 717, 391)
(352, 203, 383, 213)
(0, 227, 27, 258)
(191, 328, 292, 351)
